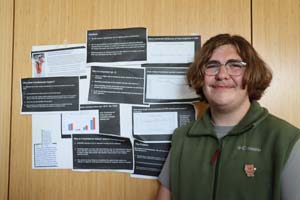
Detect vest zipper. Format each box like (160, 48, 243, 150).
(212, 141, 222, 200)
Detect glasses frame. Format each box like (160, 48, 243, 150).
(204, 59, 247, 76)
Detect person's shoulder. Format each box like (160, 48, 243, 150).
(264, 113, 300, 136)
(266, 113, 299, 130)
(176, 121, 197, 132)
(171, 121, 198, 151)
(172, 121, 196, 138)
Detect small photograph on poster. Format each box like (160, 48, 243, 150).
(32, 53, 45, 77)
(73, 134, 133, 171)
(86, 27, 147, 65)
(144, 66, 199, 103)
(133, 140, 170, 178)
(132, 104, 195, 141)
(88, 66, 145, 105)
(80, 104, 121, 136)
(21, 76, 79, 113)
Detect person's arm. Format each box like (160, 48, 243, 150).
(281, 138, 300, 200)
(156, 185, 171, 200)
(156, 152, 172, 200)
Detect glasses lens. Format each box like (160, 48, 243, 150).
(226, 61, 246, 75)
(204, 63, 220, 75)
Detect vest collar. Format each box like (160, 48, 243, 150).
(188, 101, 269, 137)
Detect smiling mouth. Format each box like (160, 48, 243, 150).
(212, 85, 234, 89)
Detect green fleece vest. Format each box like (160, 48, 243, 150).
(170, 102, 300, 200)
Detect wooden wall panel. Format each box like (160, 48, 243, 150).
(0, 0, 13, 200)
(253, 0, 300, 126)
(10, 0, 250, 200)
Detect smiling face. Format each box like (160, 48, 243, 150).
(203, 44, 250, 112)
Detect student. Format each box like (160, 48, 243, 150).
(156, 34, 300, 200)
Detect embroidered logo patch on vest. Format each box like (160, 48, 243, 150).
(244, 164, 256, 177)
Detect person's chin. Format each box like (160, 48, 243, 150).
(207, 97, 234, 108)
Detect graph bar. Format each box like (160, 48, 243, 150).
(68, 123, 74, 131)
(91, 117, 96, 130)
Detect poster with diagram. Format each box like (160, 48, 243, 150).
(22, 27, 200, 177)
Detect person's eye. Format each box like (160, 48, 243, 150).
(228, 62, 243, 68)
(206, 63, 219, 69)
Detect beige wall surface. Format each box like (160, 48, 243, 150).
(6, 0, 300, 200)
(253, 0, 300, 126)
(0, 0, 14, 200)
(9, 0, 250, 200)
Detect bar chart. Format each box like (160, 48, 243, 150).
(62, 110, 99, 135)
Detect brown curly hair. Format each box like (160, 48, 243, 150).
(187, 34, 272, 101)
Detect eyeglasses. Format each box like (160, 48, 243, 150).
(204, 59, 247, 76)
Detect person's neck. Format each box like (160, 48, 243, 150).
(210, 100, 251, 126)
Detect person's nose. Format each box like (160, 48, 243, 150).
(215, 64, 229, 80)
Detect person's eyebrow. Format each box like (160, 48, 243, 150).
(206, 59, 243, 64)
(225, 59, 243, 63)
(206, 60, 221, 64)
